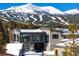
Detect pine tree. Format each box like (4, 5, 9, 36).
(62, 23, 79, 56)
(0, 18, 6, 53)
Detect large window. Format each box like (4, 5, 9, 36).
(17, 34, 20, 41)
(14, 34, 16, 41)
(52, 34, 59, 39)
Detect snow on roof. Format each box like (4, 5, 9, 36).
(6, 43, 23, 56)
(56, 41, 75, 47)
(56, 38, 79, 47)
(20, 29, 44, 33)
(60, 39, 68, 42)
(61, 38, 79, 42)
(56, 43, 66, 47)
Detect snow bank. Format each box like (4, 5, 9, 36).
(25, 51, 42, 56)
(6, 43, 23, 56)
(44, 51, 54, 56)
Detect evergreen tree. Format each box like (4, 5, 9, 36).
(62, 23, 79, 56)
(0, 19, 6, 52)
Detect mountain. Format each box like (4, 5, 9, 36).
(64, 9, 79, 15)
(41, 6, 64, 14)
(2, 3, 79, 28)
(6, 4, 41, 14)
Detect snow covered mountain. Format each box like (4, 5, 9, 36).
(41, 6, 64, 14)
(5, 3, 64, 15)
(64, 9, 79, 15)
(0, 4, 67, 26)
(2, 3, 79, 28)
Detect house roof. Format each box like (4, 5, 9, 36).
(40, 28, 62, 32)
(13, 28, 62, 34)
(20, 29, 44, 33)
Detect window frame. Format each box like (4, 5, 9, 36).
(52, 34, 59, 39)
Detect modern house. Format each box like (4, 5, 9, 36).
(9, 28, 63, 52)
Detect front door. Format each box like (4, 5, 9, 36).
(34, 42, 44, 52)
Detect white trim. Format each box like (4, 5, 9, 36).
(20, 29, 44, 33)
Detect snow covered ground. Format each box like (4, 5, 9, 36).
(25, 51, 42, 56)
(6, 43, 43, 56)
(25, 51, 55, 56)
(44, 51, 54, 56)
(6, 43, 24, 56)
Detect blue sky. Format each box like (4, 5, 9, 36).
(0, 3, 79, 11)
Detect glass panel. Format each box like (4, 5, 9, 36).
(52, 34, 59, 39)
(17, 34, 19, 41)
(14, 34, 16, 41)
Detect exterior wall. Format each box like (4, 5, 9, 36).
(42, 29, 51, 51)
(50, 31, 63, 50)
(42, 29, 63, 51)
(51, 31, 62, 44)
(10, 29, 20, 43)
